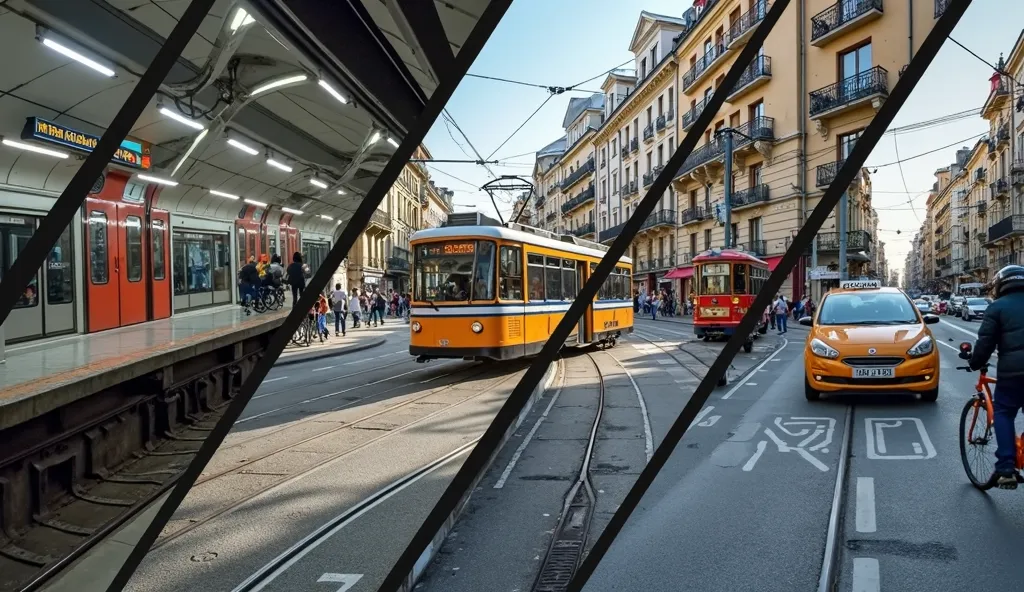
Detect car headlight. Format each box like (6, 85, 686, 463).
(907, 335, 933, 357)
(411, 321, 421, 332)
(810, 338, 839, 359)
(471, 321, 483, 333)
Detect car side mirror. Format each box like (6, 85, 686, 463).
(798, 316, 813, 327)
(922, 314, 940, 325)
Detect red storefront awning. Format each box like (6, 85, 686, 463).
(763, 255, 785, 271)
(663, 266, 694, 279)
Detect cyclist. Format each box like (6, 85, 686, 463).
(238, 256, 261, 307)
(967, 264, 1024, 490)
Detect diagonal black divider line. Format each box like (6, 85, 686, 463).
(565, 2, 973, 591)
(101, 1, 517, 590)
(0, 0, 216, 326)
(375, 1, 791, 590)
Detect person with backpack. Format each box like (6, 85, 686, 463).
(331, 283, 347, 337)
(371, 289, 387, 326)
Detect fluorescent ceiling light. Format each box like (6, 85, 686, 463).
(250, 74, 308, 97)
(309, 178, 328, 189)
(2, 138, 69, 159)
(244, 198, 268, 207)
(386, 137, 400, 148)
(137, 174, 178, 186)
(282, 207, 303, 215)
(318, 79, 348, 105)
(369, 131, 382, 144)
(336, 219, 342, 225)
(41, 37, 115, 77)
(319, 214, 334, 221)
(227, 138, 259, 155)
(266, 158, 293, 173)
(159, 107, 205, 131)
(336, 189, 346, 195)
(171, 128, 208, 177)
(210, 189, 240, 200)
(229, 8, 255, 32)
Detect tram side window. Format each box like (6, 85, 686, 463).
(614, 268, 626, 300)
(125, 216, 143, 282)
(152, 221, 165, 280)
(89, 211, 109, 285)
(4, 224, 38, 308)
(46, 225, 74, 304)
(561, 259, 577, 300)
(750, 266, 767, 296)
(472, 241, 496, 300)
(499, 246, 523, 300)
(733, 264, 747, 294)
(527, 253, 545, 301)
(544, 256, 562, 301)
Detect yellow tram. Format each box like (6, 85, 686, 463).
(408, 214, 633, 361)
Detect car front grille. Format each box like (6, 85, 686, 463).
(842, 356, 905, 367)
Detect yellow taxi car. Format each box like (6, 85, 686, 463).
(799, 280, 941, 402)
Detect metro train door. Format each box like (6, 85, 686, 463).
(84, 201, 120, 332)
(149, 210, 171, 320)
(116, 203, 147, 326)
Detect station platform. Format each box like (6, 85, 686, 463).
(0, 305, 287, 431)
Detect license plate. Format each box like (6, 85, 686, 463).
(438, 339, 450, 347)
(852, 367, 895, 379)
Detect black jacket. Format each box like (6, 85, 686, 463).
(969, 289, 1024, 378)
(239, 263, 260, 285)
(286, 262, 306, 288)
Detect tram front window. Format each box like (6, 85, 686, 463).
(699, 263, 731, 295)
(415, 240, 495, 302)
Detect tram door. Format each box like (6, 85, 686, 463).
(578, 263, 588, 344)
(84, 198, 153, 331)
(149, 210, 171, 320)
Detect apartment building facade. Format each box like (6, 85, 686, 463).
(531, 0, 944, 300)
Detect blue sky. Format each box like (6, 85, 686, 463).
(423, 0, 1022, 281)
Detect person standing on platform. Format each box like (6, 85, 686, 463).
(286, 252, 305, 307)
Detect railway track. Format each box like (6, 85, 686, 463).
(0, 355, 478, 592)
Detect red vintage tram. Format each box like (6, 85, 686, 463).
(692, 248, 770, 352)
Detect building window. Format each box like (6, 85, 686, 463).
(838, 129, 863, 161)
(839, 41, 873, 82)
(704, 228, 712, 250)
(750, 163, 763, 187)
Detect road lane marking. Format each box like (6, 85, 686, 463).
(856, 477, 877, 533)
(741, 441, 767, 471)
(316, 573, 362, 591)
(494, 361, 563, 489)
(864, 417, 936, 460)
(610, 352, 655, 462)
(261, 376, 287, 383)
(852, 558, 880, 592)
(698, 415, 720, 427)
(722, 339, 789, 400)
(940, 318, 979, 338)
(692, 406, 715, 427)
(312, 365, 336, 372)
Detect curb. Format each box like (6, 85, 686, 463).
(401, 360, 559, 592)
(274, 338, 387, 366)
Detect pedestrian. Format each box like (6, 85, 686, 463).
(374, 289, 387, 326)
(349, 289, 362, 328)
(774, 294, 788, 334)
(651, 294, 660, 321)
(286, 252, 305, 307)
(316, 291, 330, 340)
(331, 283, 347, 336)
(238, 256, 261, 308)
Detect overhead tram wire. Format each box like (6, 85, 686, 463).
(891, 132, 921, 222)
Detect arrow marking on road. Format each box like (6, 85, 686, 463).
(317, 573, 362, 592)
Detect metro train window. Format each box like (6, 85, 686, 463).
(125, 216, 143, 282)
(527, 253, 544, 301)
(237, 227, 245, 268)
(46, 225, 74, 305)
(561, 259, 577, 300)
(89, 211, 109, 285)
(3, 224, 38, 308)
(544, 256, 562, 301)
(471, 240, 495, 300)
(499, 246, 523, 300)
(151, 220, 165, 280)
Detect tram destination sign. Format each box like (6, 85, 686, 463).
(21, 117, 151, 170)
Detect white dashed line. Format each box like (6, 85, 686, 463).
(852, 558, 880, 592)
(262, 376, 288, 383)
(722, 339, 789, 400)
(312, 365, 336, 372)
(856, 477, 876, 533)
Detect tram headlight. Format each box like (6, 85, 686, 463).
(732, 297, 740, 305)
(411, 321, 422, 332)
(471, 321, 484, 334)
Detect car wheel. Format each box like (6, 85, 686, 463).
(964, 313, 971, 322)
(804, 378, 820, 401)
(920, 388, 939, 403)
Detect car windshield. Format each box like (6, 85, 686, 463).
(818, 292, 920, 325)
(966, 298, 988, 306)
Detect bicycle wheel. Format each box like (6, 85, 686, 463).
(252, 293, 267, 313)
(959, 396, 997, 490)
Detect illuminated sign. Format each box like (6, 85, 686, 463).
(21, 117, 151, 170)
(422, 242, 475, 257)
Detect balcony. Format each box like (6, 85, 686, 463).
(986, 214, 1024, 245)
(682, 95, 711, 131)
(738, 239, 768, 256)
(682, 42, 727, 92)
(810, 0, 883, 47)
(987, 138, 998, 159)
(620, 146, 629, 159)
(983, 76, 1010, 119)
(678, 139, 726, 176)
(601, 221, 626, 244)
(655, 114, 667, 131)
(977, 201, 988, 216)
(561, 158, 595, 190)
(727, 1, 769, 48)
(534, 194, 546, 208)
(809, 66, 889, 119)
(680, 205, 712, 226)
(643, 171, 655, 188)
(732, 116, 775, 153)
(561, 184, 595, 215)
(731, 184, 770, 210)
(387, 255, 410, 273)
(546, 211, 557, 223)
(571, 221, 595, 238)
(998, 123, 1011, 146)
(367, 208, 392, 234)
(990, 177, 1010, 200)
(815, 159, 846, 188)
(630, 138, 639, 153)
(643, 124, 655, 143)
(639, 209, 678, 233)
(934, 0, 950, 17)
(628, 180, 639, 196)
(815, 230, 873, 254)
(728, 55, 772, 101)
(998, 252, 1022, 267)
(635, 255, 677, 274)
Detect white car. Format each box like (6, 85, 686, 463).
(961, 297, 989, 322)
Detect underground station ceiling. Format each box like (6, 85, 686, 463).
(0, 0, 489, 234)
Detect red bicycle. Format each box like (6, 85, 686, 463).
(957, 342, 1024, 490)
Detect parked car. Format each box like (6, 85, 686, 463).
(948, 296, 966, 315)
(961, 297, 990, 321)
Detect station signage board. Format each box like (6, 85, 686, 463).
(20, 117, 151, 170)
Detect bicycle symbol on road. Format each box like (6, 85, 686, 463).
(743, 416, 837, 472)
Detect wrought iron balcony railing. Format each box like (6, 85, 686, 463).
(987, 214, 1024, 243)
(809, 66, 889, 117)
(811, 0, 884, 44)
(731, 184, 770, 209)
(571, 221, 595, 237)
(728, 55, 772, 98)
(682, 42, 727, 90)
(561, 158, 595, 190)
(561, 184, 596, 215)
(682, 95, 711, 131)
(727, 1, 769, 47)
